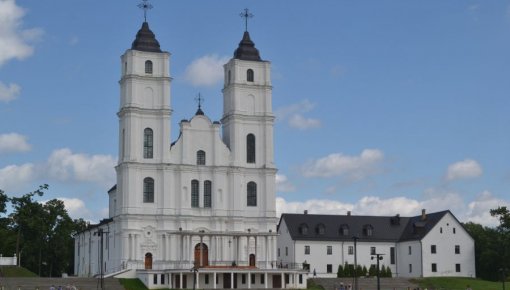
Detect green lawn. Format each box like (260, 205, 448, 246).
(0, 266, 38, 277)
(414, 277, 505, 290)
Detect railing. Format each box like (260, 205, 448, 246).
(119, 260, 308, 271)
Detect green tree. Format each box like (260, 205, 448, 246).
(362, 265, 368, 277)
(368, 264, 377, 276)
(337, 264, 344, 277)
(343, 262, 351, 277)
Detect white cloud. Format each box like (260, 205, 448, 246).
(277, 190, 507, 227)
(183, 54, 229, 86)
(0, 82, 21, 103)
(0, 163, 36, 192)
(288, 114, 321, 130)
(56, 197, 92, 219)
(0, 0, 43, 66)
(0, 132, 31, 153)
(275, 100, 321, 130)
(276, 174, 295, 193)
(46, 148, 116, 187)
(445, 159, 482, 181)
(302, 149, 384, 180)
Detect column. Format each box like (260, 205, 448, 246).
(200, 236, 204, 267)
(254, 236, 258, 267)
(213, 272, 217, 289)
(230, 271, 234, 289)
(180, 272, 183, 289)
(162, 234, 166, 262)
(281, 273, 285, 289)
(134, 234, 138, 261)
(248, 271, 251, 289)
(265, 236, 269, 269)
(196, 272, 200, 289)
(236, 236, 240, 265)
(189, 234, 193, 267)
(264, 272, 268, 289)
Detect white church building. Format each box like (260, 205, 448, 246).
(74, 16, 307, 289)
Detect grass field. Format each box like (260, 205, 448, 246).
(414, 277, 505, 290)
(0, 265, 38, 277)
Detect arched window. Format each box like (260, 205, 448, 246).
(145, 60, 153, 74)
(316, 223, 326, 235)
(143, 128, 153, 159)
(339, 224, 349, 236)
(247, 181, 257, 206)
(191, 180, 199, 208)
(143, 177, 154, 203)
(299, 223, 309, 235)
(228, 70, 231, 85)
(247, 134, 255, 163)
(204, 180, 212, 208)
(247, 69, 254, 82)
(197, 150, 206, 165)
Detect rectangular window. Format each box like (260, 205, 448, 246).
(455, 245, 460, 254)
(431, 263, 437, 272)
(431, 245, 436, 254)
(242, 274, 246, 284)
(191, 180, 199, 207)
(327, 264, 333, 273)
(299, 274, 303, 284)
(251, 274, 255, 284)
(305, 245, 310, 255)
(161, 274, 165, 284)
(409, 264, 413, 273)
(370, 247, 376, 255)
(260, 274, 265, 284)
(285, 246, 288, 256)
(327, 246, 332, 255)
(205, 274, 209, 284)
(453, 227, 456, 234)
(278, 248, 280, 257)
(153, 274, 158, 284)
(456, 263, 461, 272)
(408, 245, 412, 255)
(348, 246, 354, 255)
(390, 247, 395, 264)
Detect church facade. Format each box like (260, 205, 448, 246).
(73, 19, 307, 289)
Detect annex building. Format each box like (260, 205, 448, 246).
(73, 15, 307, 290)
(277, 209, 475, 278)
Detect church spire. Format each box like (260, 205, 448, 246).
(131, 0, 161, 52)
(233, 9, 262, 61)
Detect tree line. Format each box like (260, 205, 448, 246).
(0, 185, 88, 277)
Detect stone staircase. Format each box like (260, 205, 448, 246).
(0, 277, 124, 290)
(311, 277, 419, 290)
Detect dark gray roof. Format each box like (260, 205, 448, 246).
(279, 210, 451, 242)
(132, 22, 162, 52)
(234, 31, 262, 61)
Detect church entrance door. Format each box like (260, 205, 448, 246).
(194, 243, 209, 267)
(249, 254, 255, 267)
(144, 253, 153, 270)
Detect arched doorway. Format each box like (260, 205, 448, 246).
(145, 253, 153, 269)
(194, 243, 209, 267)
(249, 254, 256, 267)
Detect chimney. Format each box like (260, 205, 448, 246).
(347, 211, 351, 216)
(304, 210, 308, 215)
(421, 209, 427, 221)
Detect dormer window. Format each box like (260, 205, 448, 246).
(299, 223, 309, 235)
(339, 224, 349, 236)
(316, 223, 326, 235)
(247, 69, 254, 82)
(145, 60, 153, 74)
(363, 224, 374, 237)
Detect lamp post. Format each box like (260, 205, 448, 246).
(352, 236, 359, 290)
(94, 228, 109, 290)
(191, 266, 199, 290)
(500, 268, 507, 290)
(371, 253, 384, 290)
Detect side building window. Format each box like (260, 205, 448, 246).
(247, 134, 255, 163)
(191, 179, 199, 208)
(143, 177, 154, 203)
(204, 180, 212, 208)
(247, 181, 257, 206)
(145, 60, 153, 74)
(197, 150, 206, 165)
(144, 128, 153, 159)
(247, 69, 254, 82)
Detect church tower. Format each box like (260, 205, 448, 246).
(116, 21, 171, 215)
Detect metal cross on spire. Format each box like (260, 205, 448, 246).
(138, 0, 153, 22)
(195, 93, 204, 110)
(240, 8, 253, 32)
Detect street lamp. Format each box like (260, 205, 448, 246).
(500, 268, 507, 290)
(191, 266, 199, 290)
(371, 253, 384, 290)
(352, 236, 359, 290)
(94, 228, 109, 290)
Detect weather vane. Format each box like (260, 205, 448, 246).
(138, 0, 153, 22)
(195, 93, 204, 110)
(240, 8, 253, 32)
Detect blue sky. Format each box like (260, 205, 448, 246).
(1, 0, 509, 226)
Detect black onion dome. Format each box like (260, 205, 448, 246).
(131, 22, 162, 52)
(195, 107, 204, 116)
(234, 31, 261, 61)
